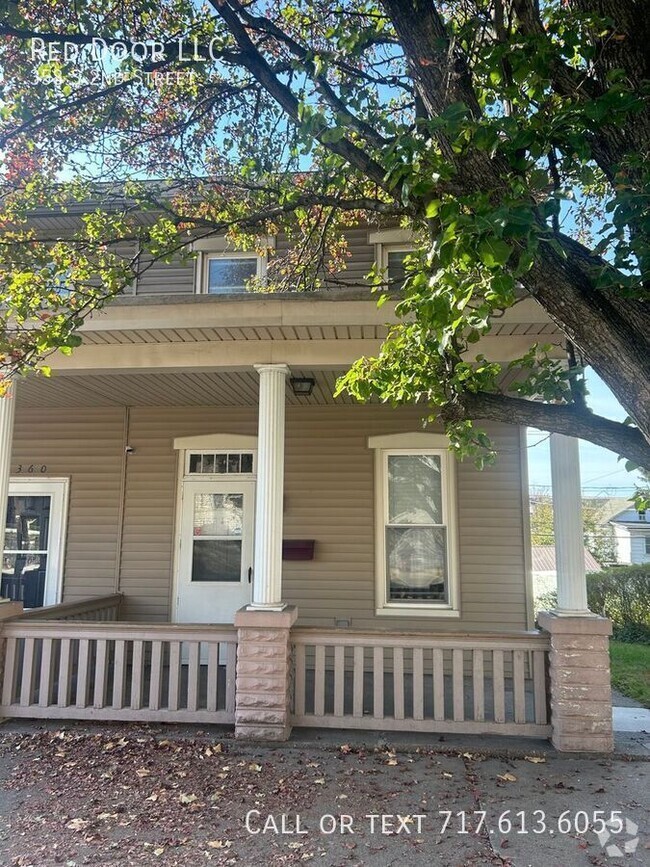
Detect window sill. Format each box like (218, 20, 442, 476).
(375, 605, 461, 619)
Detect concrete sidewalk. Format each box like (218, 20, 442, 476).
(0, 720, 648, 866)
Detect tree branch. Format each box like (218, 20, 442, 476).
(451, 391, 650, 468)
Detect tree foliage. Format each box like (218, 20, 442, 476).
(0, 0, 648, 467)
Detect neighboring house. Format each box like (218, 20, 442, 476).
(0, 211, 615, 752)
(531, 545, 601, 598)
(608, 507, 650, 565)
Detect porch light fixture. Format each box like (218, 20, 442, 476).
(290, 376, 315, 397)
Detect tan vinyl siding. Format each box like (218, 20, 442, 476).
(135, 228, 375, 296)
(10, 408, 125, 601)
(11, 404, 529, 632)
(120, 405, 528, 630)
(135, 253, 195, 295)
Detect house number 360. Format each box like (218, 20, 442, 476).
(16, 464, 48, 473)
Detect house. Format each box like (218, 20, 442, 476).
(608, 506, 650, 565)
(0, 214, 615, 752)
(531, 545, 602, 598)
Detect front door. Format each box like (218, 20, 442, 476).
(176, 479, 254, 624)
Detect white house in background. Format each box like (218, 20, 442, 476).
(608, 507, 650, 565)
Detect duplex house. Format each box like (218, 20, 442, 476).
(0, 215, 615, 751)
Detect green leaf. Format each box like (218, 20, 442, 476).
(478, 238, 513, 268)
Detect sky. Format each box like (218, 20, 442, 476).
(526, 370, 643, 494)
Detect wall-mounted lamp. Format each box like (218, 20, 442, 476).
(290, 376, 315, 397)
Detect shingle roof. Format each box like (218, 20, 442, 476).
(531, 545, 602, 573)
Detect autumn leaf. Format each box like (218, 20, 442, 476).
(496, 772, 517, 782)
(179, 793, 197, 804)
(65, 818, 89, 831)
(524, 756, 546, 763)
(207, 840, 232, 849)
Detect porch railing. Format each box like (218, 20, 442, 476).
(291, 629, 551, 737)
(16, 594, 123, 622)
(0, 621, 237, 724)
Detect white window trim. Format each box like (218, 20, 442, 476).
(6, 477, 69, 607)
(367, 231, 414, 287)
(192, 236, 274, 295)
(368, 433, 459, 618)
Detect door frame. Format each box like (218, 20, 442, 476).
(171, 434, 258, 624)
(6, 476, 70, 607)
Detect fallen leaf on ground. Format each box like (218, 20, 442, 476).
(497, 772, 517, 782)
(65, 818, 89, 831)
(524, 756, 546, 764)
(179, 793, 197, 804)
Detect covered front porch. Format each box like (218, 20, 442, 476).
(0, 294, 614, 750)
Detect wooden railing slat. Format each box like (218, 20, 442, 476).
(412, 648, 424, 721)
(206, 642, 219, 713)
(432, 648, 444, 721)
(225, 643, 236, 715)
(57, 638, 72, 708)
(352, 646, 364, 718)
(20, 638, 36, 707)
(187, 642, 200, 712)
(473, 650, 485, 722)
(112, 640, 126, 710)
(373, 646, 384, 720)
(333, 645, 344, 717)
(493, 650, 505, 723)
(452, 649, 464, 722)
(1, 638, 18, 706)
(513, 649, 526, 724)
(168, 642, 181, 711)
(38, 638, 54, 708)
(149, 641, 163, 711)
(93, 640, 108, 708)
(294, 643, 306, 716)
(393, 647, 405, 720)
(533, 650, 548, 725)
(314, 645, 325, 717)
(75, 639, 90, 709)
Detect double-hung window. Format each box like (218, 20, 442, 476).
(369, 433, 459, 616)
(368, 229, 414, 291)
(193, 237, 270, 295)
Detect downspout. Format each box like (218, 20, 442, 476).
(114, 406, 130, 594)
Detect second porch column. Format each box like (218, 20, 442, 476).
(0, 386, 16, 571)
(538, 432, 613, 753)
(251, 363, 290, 609)
(549, 433, 589, 615)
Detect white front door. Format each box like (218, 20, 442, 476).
(176, 479, 254, 624)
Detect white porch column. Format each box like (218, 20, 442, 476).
(251, 363, 290, 609)
(0, 385, 16, 568)
(549, 432, 590, 615)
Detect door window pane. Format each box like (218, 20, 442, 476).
(386, 526, 447, 603)
(192, 539, 242, 582)
(193, 493, 243, 537)
(2, 496, 51, 608)
(207, 257, 257, 293)
(388, 454, 442, 524)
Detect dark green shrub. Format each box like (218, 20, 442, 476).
(586, 563, 650, 629)
(612, 622, 650, 645)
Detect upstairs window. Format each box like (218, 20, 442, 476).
(368, 229, 414, 291)
(206, 253, 261, 294)
(193, 237, 271, 295)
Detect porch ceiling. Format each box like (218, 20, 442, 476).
(15, 368, 359, 408)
